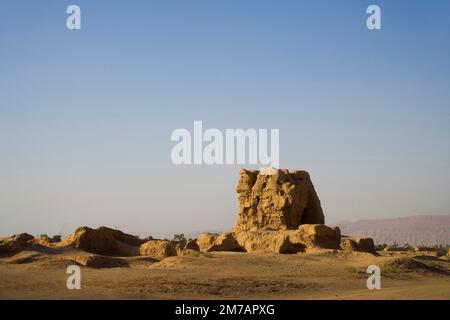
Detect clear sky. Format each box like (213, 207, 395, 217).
(1, 1, 449, 237)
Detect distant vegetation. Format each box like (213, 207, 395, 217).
(172, 233, 187, 246)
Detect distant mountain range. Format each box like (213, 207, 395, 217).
(335, 215, 450, 247)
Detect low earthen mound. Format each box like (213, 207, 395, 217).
(296, 224, 341, 249)
(0, 234, 60, 257)
(5, 251, 47, 264)
(340, 236, 376, 254)
(198, 232, 245, 252)
(65, 254, 129, 268)
(51, 235, 62, 242)
(234, 224, 341, 254)
(234, 230, 301, 253)
(197, 233, 219, 252)
(0, 233, 35, 255)
(97, 226, 142, 247)
(140, 240, 177, 258)
(29, 235, 55, 247)
(184, 240, 200, 251)
(382, 257, 450, 276)
(13, 233, 35, 242)
(57, 226, 141, 256)
(197, 224, 342, 254)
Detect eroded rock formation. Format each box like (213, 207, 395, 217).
(233, 224, 341, 254)
(197, 168, 375, 255)
(340, 236, 376, 254)
(140, 239, 177, 257)
(0, 168, 377, 262)
(234, 169, 324, 232)
(198, 232, 245, 252)
(57, 226, 141, 256)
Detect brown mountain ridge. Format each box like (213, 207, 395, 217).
(336, 215, 450, 247)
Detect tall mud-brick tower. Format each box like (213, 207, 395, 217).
(233, 168, 325, 232)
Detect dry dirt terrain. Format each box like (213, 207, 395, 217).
(1, 249, 449, 300)
(1, 168, 449, 301)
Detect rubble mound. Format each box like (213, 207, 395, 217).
(65, 253, 129, 268)
(382, 257, 450, 276)
(13, 233, 35, 242)
(184, 240, 200, 251)
(233, 230, 304, 253)
(29, 235, 55, 247)
(340, 236, 376, 254)
(198, 232, 245, 252)
(57, 226, 141, 256)
(0, 233, 61, 256)
(198, 224, 341, 254)
(140, 240, 177, 258)
(0, 233, 35, 255)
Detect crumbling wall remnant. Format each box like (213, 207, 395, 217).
(234, 168, 325, 231)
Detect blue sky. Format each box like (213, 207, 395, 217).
(1, 1, 449, 237)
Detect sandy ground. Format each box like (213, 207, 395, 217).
(0, 249, 449, 300)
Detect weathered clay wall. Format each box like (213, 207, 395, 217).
(233, 168, 325, 231)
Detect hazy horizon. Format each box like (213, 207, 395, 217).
(1, 1, 450, 238)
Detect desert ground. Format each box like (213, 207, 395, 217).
(1, 170, 449, 300)
(1, 248, 449, 300)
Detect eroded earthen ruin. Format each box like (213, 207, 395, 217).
(234, 168, 325, 231)
(0, 168, 377, 262)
